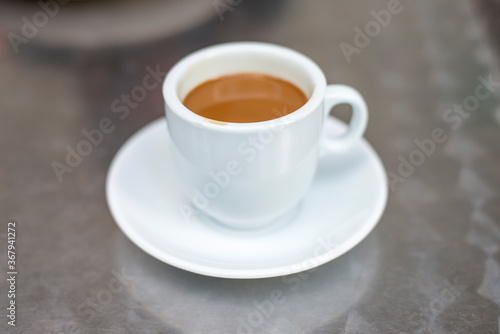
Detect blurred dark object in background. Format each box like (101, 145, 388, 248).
(478, 0, 500, 56)
(0, 0, 286, 51)
(0, 0, 216, 49)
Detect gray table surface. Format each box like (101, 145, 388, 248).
(1, 0, 500, 333)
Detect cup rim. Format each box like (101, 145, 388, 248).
(163, 41, 327, 132)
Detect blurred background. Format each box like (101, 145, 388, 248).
(1, 0, 500, 333)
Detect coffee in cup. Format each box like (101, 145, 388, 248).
(182, 73, 308, 123)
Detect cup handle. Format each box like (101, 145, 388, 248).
(321, 84, 368, 153)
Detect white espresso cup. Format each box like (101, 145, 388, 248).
(163, 42, 368, 229)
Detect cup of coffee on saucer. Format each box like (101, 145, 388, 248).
(106, 42, 387, 278)
(164, 42, 368, 229)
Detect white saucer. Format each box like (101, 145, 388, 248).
(106, 117, 388, 279)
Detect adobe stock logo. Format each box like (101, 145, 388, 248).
(8, 0, 70, 54)
(51, 65, 166, 182)
(213, 0, 243, 21)
(178, 108, 288, 224)
(340, 0, 412, 64)
(409, 277, 467, 333)
(388, 74, 499, 192)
